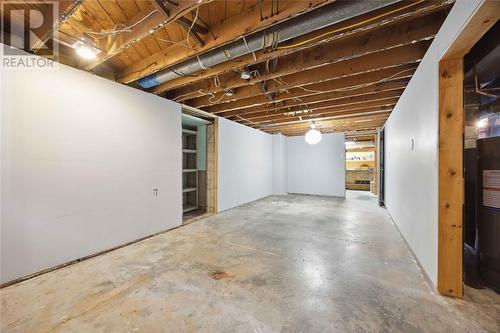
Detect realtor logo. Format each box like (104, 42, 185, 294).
(1, 0, 59, 69)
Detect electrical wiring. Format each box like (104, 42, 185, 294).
(209, 92, 227, 103)
(278, 67, 416, 94)
(86, 10, 158, 38)
(154, 36, 194, 50)
(276, 0, 426, 50)
(186, 7, 200, 48)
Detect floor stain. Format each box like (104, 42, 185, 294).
(211, 272, 231, 280)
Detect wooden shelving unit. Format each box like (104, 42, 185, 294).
(182, 127, 198, 214)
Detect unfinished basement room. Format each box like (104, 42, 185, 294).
(1, 0, 499, 332)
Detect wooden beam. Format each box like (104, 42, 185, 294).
(166, 12, 444, 98)
(227, 90, 403, 119)
(188, 59, 419, 109)
(250, 108, 394, 128)
(117, 0, 334, 83)
(151, 0, 451, 94)
(438, 58, 464, 298)
(259, 110, 390, 128)
(85, 0, 208, 71)
(202, 69, 414, 113)
(251, 103, 395, 124)
(173, 40, 430, 103)
(217, 82, 406, 117)
(263, 118, 387, 135)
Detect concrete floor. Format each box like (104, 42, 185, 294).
(1, 191, 499, 332)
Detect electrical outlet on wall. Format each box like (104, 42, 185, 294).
(153, 188, 159, 198)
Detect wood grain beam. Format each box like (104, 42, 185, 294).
(188, 54, 421, 109)
(278, 123, 384, 136)
(240, 96, 399, 122)
(167, 12, 443, 99)
(224, 89, 404, 118)
(118, 0, 334, 83)
(152, 0, 451, 94)
(257, 109, 391, 128)
(262, 117, 387, 135)
(250, 102, 396, 124)
(85, 0, 208, 71)
(204, 72, 413, 114)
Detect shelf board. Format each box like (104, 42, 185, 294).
(183, 205, 198, 213)
(182, 129, 197, 135)
(183, 187, 198, 193)
(183, 149, 197, 153)
(183, 169, 197, 173)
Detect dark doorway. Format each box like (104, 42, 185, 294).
(379, 128, 385, 206)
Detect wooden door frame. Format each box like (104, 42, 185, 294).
(437, 0, 499, 298)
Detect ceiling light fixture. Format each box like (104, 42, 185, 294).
(224, 88, 234, 97)
(241, 67, 251, 80)
(477, 118, 488, 129)
(305, 122, 322, 145)
(73, 36, 100, 60)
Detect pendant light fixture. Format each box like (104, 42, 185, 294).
(305, 122, 322, 145)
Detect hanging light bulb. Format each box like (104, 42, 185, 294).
(305, 122, 322, 145)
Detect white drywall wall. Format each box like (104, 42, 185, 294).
(286, 133, 346, 196)
(383, 0, 482, 286)
(272, 134, 287, 195)
(1, 51, 182, 283)
(217, 117, 273, 211)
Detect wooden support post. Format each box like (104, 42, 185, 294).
(438, 58, 464, 298)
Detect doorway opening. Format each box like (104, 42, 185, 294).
(181, 106, 218, 224)
(437, 1, 498, 298)
(345, 134, 378, 196)
(463, 21, 500, 294)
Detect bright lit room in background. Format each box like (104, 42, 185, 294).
(1, 0, 499, 332)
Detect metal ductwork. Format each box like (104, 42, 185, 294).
(137, 0, 403, 89)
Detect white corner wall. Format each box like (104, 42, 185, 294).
(217, 117, 273, 211)
(1, 51, 182, 283)
(383, 0, 482, 286)
(286, 133, 346, 196)
(272, 134, 287, 195)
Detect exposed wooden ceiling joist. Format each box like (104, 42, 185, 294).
(152, 0, 451, 94)
(201, 66, 415, 113)
(232, 91, 402, 121)
(187, 44, 425, 108)
(217, 81, 407, 118)
(263, 117, 388, 136)
(118, 0, 335, 83)
(85, 0, 209, 70)
(165, 11, 444, 100)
